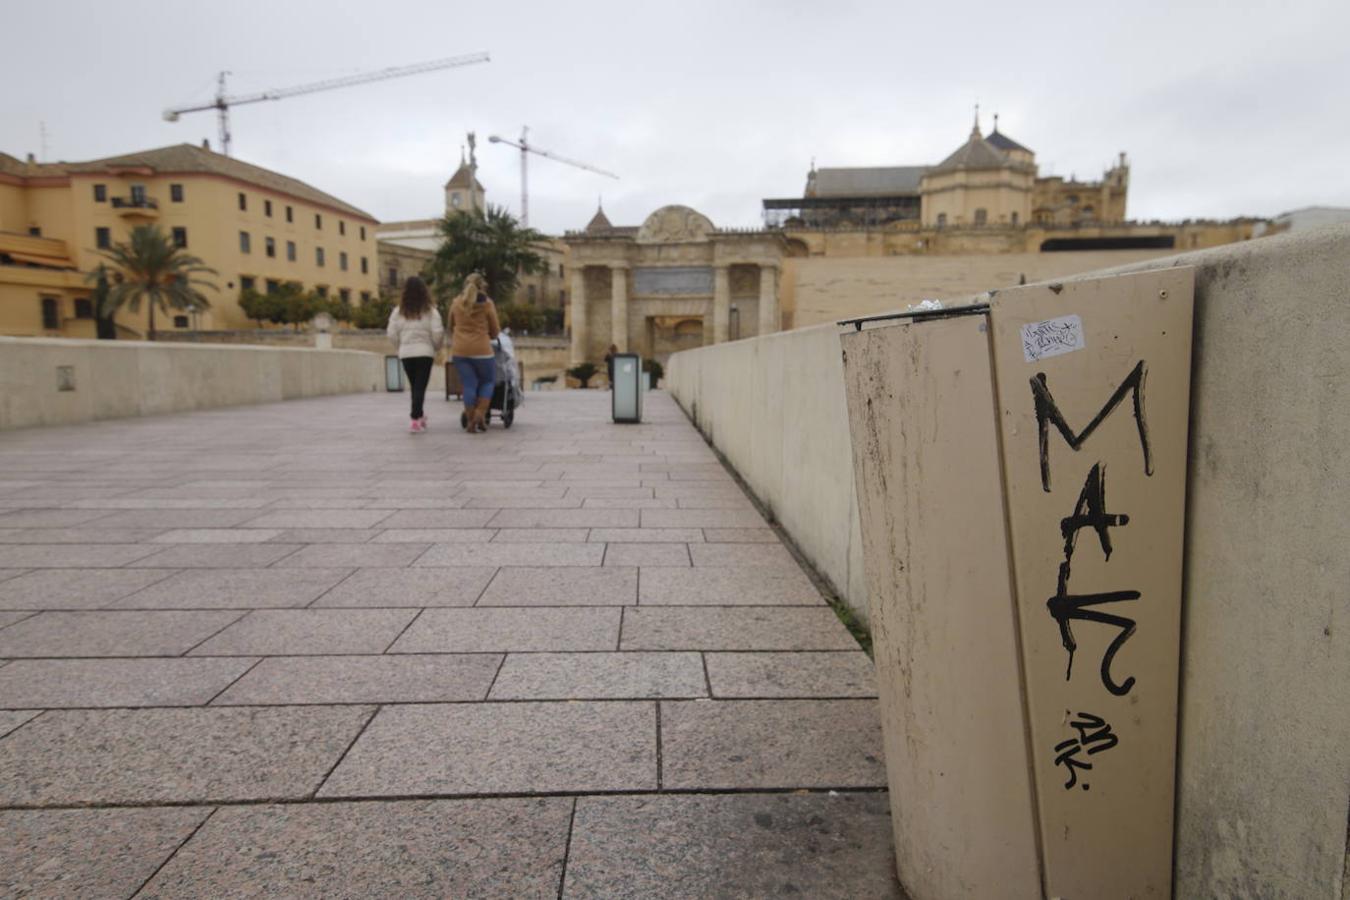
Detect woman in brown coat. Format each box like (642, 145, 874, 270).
(449, 273, 502, 433)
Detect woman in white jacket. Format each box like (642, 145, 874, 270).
(386, 276, 444, 433)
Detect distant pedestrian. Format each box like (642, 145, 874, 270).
(604, 344, 618, 390)
(449, 273, 501, 433)
(386, 276, 443, 434)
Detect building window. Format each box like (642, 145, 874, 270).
(559, 289, 565, 304)
(527, 284, 537, 303)
(41, 297, 59, 330)
(172, 227, 188, 248)
(93, 184, 107, 203)
(451, 194, 462, 209)
(264, 199, 273, 217)
(1066, 194, 1079, 205)
(75, 298, 94, 319)
(360, 256, 368, 274)
(28, 226, 41, 237)
(936, 213, 947, 228)
(316, 247, 325, 267)
(170, 184, 184, 202)
(173, 315, 189, 328)
(339, 251, 348, 271)
(1011, 212, 1019, 226)
(95, 227, 111, 249)
(266, 279, 281, 294)
(339, 221, 346, 236)
(338, 288, 351, 306)
(974, 208, 988, 226)
(238, 192, 247, 211)
(360, 291, 372, 305)
(286, 240, 296, 262)
(265, 237, 276, 258)
(239, 231, 251, 253)
(360, 226, 366, 240)
(240, 275, 256, 292)
(559, 263, 564, 278)
(387, 266, 398, 288)
(130, 184, 147, 205)
(286, 205, 293, 223)
(315, 213, 322, 229)
(316, 285, 328, 298)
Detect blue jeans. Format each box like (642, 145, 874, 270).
(453, 356, 496, 409)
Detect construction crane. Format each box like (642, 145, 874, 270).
(163, 52, 491, 157)
(488, 128, 618, 227)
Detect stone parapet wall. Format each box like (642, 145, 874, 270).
(667, 225, 1350, 899)
(0, 337, 384, 429)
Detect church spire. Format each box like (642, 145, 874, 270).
(971, 102, 981, 138)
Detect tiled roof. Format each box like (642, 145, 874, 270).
(930, 134, 1012, 174)
(986, 129, 1031, 154)
(443, 161, 485, 192)
(810, 166, 929, 197)
(64, 144, 375, 221)
(585, 206, 613, 233)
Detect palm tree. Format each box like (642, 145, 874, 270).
(95, 225, 218, 340)
(426, 204, 545, 308)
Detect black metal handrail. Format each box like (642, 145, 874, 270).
(111, 196, 159, 210)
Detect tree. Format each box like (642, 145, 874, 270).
(95, 225, 217, 340)
(567, 362, 599, 388)
(425, 205, 546, 309)
(352, 292, 395, 329)
(238, 289, 281, 327)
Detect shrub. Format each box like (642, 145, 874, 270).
(567, 362, 598, 388)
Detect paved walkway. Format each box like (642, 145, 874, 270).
(0, 390, 896, 898)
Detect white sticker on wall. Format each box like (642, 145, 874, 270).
(1021, 314, 1086, 363)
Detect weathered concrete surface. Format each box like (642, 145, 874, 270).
(668, 224, 1350, 897)
(0, 389, 891, 895)
(0, 336, 383, 429)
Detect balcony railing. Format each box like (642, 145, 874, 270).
(111, 196, 159, 211)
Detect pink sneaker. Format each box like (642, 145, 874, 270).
(418, 416, 429, 430)
(409, 419, 423, 433)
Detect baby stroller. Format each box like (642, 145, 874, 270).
(459, 333, 523, 429)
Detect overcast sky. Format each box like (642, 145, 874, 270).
(4, 0, 1347, 235)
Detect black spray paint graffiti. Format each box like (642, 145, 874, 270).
(1031, 360, 1151, 493)
(1047, 462, 1140, 696)
(1053, 711, 1119, 790)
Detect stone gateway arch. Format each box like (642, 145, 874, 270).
(563, 205, 787, 365)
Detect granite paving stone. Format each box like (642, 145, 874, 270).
(416, 542, 605, 567)
(83, 509, 267, 528)
(242, 509, 397, 529)
(638, 565, 823, 606)
(265, 497, 375, 509)
(491, 527, 590, 542)
(639, 508, 769, 529)
(605, 543, 692, 566)
(375, 509, 498, 528)
(390, 607, 621, 652)
(212, 653, 502, 705)
(0, 610, 243, 657)
(661, 699, 886, 789)
(582, 497, 679, 509)
(0, 709, 40, 738)
(0, 509, 118, 527)
(0, 568, 175, 610)
(313, 567, 495, 607)
(274, 543, 430, 567)
(319, 702, 656, 797)
(487, 508, 639, 528)
(0, 611, 34, 629)
(371, 528, 496, 543)
(149, 528, 283, 543)
(702, 527, 783, 542)
(589, 527, 704, 543)
(265, 527, 381, 542)
(0, 657, 259, 707)
(1, 807, 214, 900)
(128, 543, 303, 568)
(689, 542, 798, 567)
(189, 608, 419, 656)
(489, 651, 706, 700)
(0, 543, 163, 568)
(563, 793, 900, 899)
(621, 607, 858, 650)
(0, 568, 24, 583)
(0, 705, 374, 805)
(463, 496, 583, 509)
(0, 527, 166, 544)
(477, 566, 637, 606)
(110, 567, 353, 610)
(705, 651, 879, 698)
(137, 799, 571, 899)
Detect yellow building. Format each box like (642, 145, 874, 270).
(0, 143, 379, 337)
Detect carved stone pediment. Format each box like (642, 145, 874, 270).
(637, 206, 715, 244)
